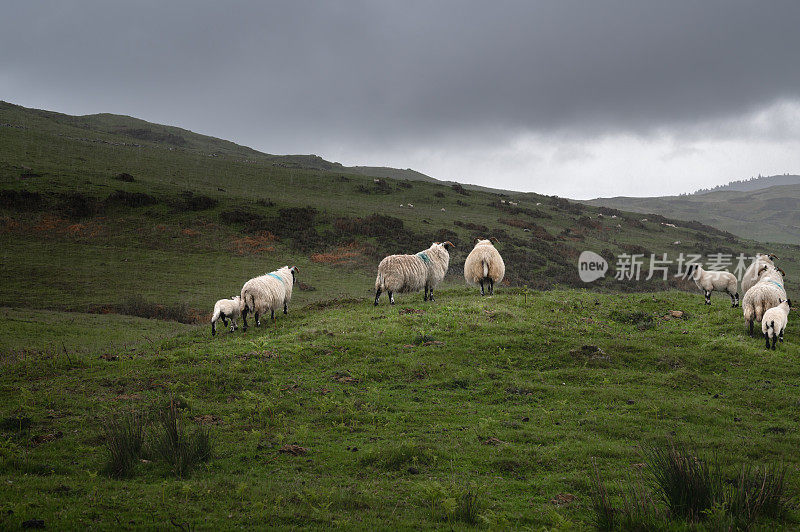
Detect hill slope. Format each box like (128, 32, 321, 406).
(694, 173, 800, 194)
(586, 183, 800, 244)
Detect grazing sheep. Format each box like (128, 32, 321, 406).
(211, 296, 241, 336)
(742, 253, 777, 294)
(743, 265, 786, 336)
(685, 264, 739, 307)
(464, 238, 505, 296)
(762, 298, 791, 350)
(407, 203, 414, 208)
(240, 266, 298, 330)
(441, 207, 446, 212)
(374, 241, 454, 305)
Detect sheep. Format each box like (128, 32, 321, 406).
(741, 253, 777, 294)
(762, 298, 792, 350)
(240, 266, 298, 331)
(407, 203, 414, 208)
(464, 238, 505, 296)
(374, 241, 454, 305)
(685, 264, 739, 307)
(536, 202, 542, 206)
(742, 265, 786, 336)
(211, 296, 241, 336)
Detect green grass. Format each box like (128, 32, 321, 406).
(1, 289, 799, 529)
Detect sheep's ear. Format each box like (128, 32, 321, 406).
(490, 237, 500, 244)
(443, 241, 454, 250)
(290, 266, 299, 273)
(474, 237, 482, 245)
(769, 253, 778, 260)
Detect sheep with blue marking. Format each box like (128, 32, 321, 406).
(374, 241, 454, 305)
(742, 265, 786, 336)
(240, 265, 298, 330)
(742, 253, 777, 294)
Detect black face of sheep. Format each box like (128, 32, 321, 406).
(684, 264, 698, 279)
(290, 265, 298, 284)
(441, 241, 455, 251)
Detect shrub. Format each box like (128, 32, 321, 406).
(0, 190, 45, 211)
(178, 191, 218, 211)
(419, 482, 482, 524)
(219, 208, 261, 225)
(255, 198, 275, 207)
(434, 191, 445, 198)
(103, 412, 144, 478)
(451, 183, 470, 196)
(57, 192, 103, 219)
(147, 401, 211, 478)
(113, 173, 136, 182)
(105, 190, 157, 208)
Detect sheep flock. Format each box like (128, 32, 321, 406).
(210, 242, 791, 350)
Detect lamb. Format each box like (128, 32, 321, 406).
(374, 241, 454, 305)
(762, 298, 791, 350)
(240, 266, 298, 331)
(211, 296, 241, 336)
(685, 264, 739, 307)
(741, 253, 777, 294)
(742, 265, 786, 336)
(464, 238, 505, 296)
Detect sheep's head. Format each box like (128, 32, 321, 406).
(684, 264, 699, 279)
(289, 265, 299, 283)
(441, 241, 455, 251)
(768, 253, 779, 260)
(758, 265, 770, 277)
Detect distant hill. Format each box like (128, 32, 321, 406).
(0, 100, 437, 181)
(694, 174, 800, 194)
(585, 183, 800, 244)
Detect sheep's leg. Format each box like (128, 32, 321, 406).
(230, 319, 236, 332)
(242, 307, 249, 331)
(766, 331, 771, 349)
(389, 291, 395, 305)
(374, 288, 382, 306)
(489, 279, 494, 296)
(729, 292, 737, 308)
(734, 293, 739, 307)
(479, 280, 484, 296)
(429, 287, 435, 302)
(283, 301, 288, 315)
(424, 284, 429, 302)
(270, 310, 275, 320)
(222, 316, 229, 328)
(254, 311, 261, 327)
(748, 320, 754, 337)
(704, 290, 711, 305)
(772, 334, 778, 350)
(211, 320, 216, 336)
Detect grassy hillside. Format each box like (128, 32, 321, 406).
(585, 184, 800, 244)
(2, 290, 799, 529)
(694, 174, 800, 194)
(2, 101, 800, 529)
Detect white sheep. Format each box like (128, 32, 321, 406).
(407, 203, 414, 208)
(464, 238, 505, 296)
(211, 296, 241, 336)
(441, 208, 446, 212)
(685, 264, 739, 307)
(762, 298, 791, 350)
(743, 265, 786, 336)
(536, 202, 542, 206)
(374, 241, 454, 305)
(741, 253, 777, 294)
(240, 265, 298, 330)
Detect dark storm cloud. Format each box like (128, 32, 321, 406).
(3, 1, 799, 147)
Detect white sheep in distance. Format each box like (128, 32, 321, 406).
(685, 264, 739, 307)
(464, 238, 505, 296)
(762, 298, 791, 350)
(211, 296, 241, 336)
(741, 253, 777, 294)
(374, 241, 454, 305)
(240, 266, 298, 330)
(742, 265, 786, 336)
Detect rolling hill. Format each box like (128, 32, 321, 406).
(3, 101, 800, 529)
(585, 184, 800, 244)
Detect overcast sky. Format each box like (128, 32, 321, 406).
(2, 1, 800, 198)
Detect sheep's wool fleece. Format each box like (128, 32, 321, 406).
(240, 266, 294, 314)
(762, 303, 789, 336)
(214, 297, 241, 318)
(375, 243, 450, 293)
(742, 254, 775, 294)
(464, 240, 505, 284)
(743, 272, 786, 323)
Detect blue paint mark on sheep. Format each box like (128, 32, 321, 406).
(768, 280, 784, 291)
(416, 252, 431, 264)
(267, 272, 286, 284)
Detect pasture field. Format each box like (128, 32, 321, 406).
(2, 289, 799, 529)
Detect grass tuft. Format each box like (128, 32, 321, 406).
(147, 401, 211, 478)
(102, 411, 144, 478)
